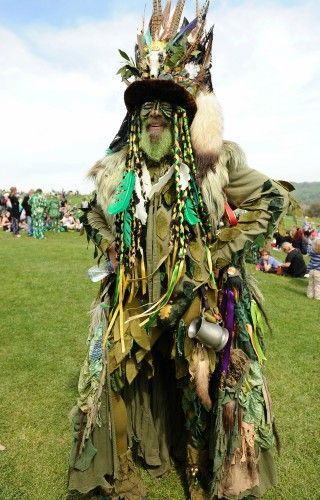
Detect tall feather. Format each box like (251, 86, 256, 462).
(166, 0, 185, 39)
(107, 170, 135, 215)
(172, 17, 197, 45)
(160, 0, 172, 38)
(157, 0, 163, 21)
(151, 0, 159, 39)
(151, 0, 163, 40)
(202, 26, 213, 69)
(194, 349, 212, 409)
(184, 0, 209, 56)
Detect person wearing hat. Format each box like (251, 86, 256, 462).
(68, 2, 289, 499)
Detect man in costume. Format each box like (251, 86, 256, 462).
(69, 2, 289, 499)
(47, 193, 61, 232)
(29, 189, 47, 239)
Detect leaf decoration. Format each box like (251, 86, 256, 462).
(123, 210, 132, 249)
(118, 49, 130, 61)
(107, 170, 136, 215)
(184, 197, 200, 225)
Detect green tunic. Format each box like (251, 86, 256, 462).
(69, 141, 288, 499)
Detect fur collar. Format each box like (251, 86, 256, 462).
(88, 141, 245, 231)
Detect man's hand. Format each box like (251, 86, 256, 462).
(108, 241, 118, 272)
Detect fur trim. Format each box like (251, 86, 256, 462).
(87, 148, 127, 223)
(201, 140, 246, 230)
(90, 140, 246, 236)
(189, 347, 212, 410)
(190, 92, 224, 180)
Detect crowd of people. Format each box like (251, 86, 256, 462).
(255, 219, 320, 300)
(2, 186, 319, 299)
(0, 187, 86, 239)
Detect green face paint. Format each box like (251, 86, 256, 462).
(139, 101, 174, 162)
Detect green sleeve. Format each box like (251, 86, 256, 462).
(211, 143, 289, 268)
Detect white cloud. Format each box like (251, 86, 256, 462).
(0, 1, 319, 192)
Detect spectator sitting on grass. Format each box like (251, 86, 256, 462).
(280, 242, 307, 277)
(1, 211, 11, 231)
(256, 248, 281, 273)
(61, 212, 75, 230)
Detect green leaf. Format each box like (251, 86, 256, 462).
(118, 49, 130, 61)
(123, 210, 132, 249)
(107, 170, 136, 215)
(184, 197, 200, 225)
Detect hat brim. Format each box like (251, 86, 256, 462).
(124, 80, 197, 123)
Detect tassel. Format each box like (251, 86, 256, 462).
(140, 247, 147, 296)
(119, 265, 126, 353)
(223, 400, 236, 433)
(193, 347, 212, 410)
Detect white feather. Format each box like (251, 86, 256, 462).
(134, 173, 148, 225)
(179, 162, 191, 191)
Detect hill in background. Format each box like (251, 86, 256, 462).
(292, 182, 319, 207)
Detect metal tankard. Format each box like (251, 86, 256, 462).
(188, 316, 229, 351)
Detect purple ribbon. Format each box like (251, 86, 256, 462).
(220, 289, 235, 376)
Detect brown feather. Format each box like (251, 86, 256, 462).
(151, 0, 159, 39)
(161, 0, 172, 30)
(202, 28, 213, 70)
(166, 0, 185, 39)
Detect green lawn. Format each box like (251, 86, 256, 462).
(0, 231, 319, 500)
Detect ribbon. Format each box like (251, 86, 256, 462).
(220, 289, 235, 375)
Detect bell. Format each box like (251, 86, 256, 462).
(188, 316, 229, 351)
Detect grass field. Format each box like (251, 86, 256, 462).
(0, 230, 319, 500)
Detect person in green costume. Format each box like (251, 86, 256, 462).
(29, 188, 47, 239)
(68, 2, 291, 499)
(47, 194, 61, 232)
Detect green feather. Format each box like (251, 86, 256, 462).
(123, 210, 132, 249)
(190, 177, 200, 206)
(107, 170, 136, 215)
(184, 197, 200, 225)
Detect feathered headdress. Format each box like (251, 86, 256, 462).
(113, 0, 223, 170)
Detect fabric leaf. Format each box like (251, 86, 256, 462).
(108, 170, 136, 215)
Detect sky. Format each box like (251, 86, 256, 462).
(0, 0, 319, 193)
